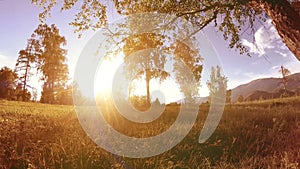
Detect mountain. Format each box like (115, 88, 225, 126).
(231, 73, 300, 102)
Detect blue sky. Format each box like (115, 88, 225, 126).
(1, 0, 300, 99)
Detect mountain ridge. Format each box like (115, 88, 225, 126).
(231, 72, 300, 102)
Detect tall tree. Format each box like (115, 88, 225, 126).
(31, 0, 300, 61)
(279, 65, 291, 95)
(97, 14, 203, 106)
(14, 83, 32, 101)
(0, 67, 18, 100)
(32, 24, 69, 104)
(171, 40, 203, 101)
(206, 66, 228, 102)
(122, 32, 202, 104)
(226, 89, 232, 103)
(123, 33, 169, 105)
(15, 36, 41, 101)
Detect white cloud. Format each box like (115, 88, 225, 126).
(239, 60, 300, 84)
(271, 50, 300, 74)
(274, 50, 288, 58)
(0, 53, 15, 69)
(228, 68, 280, 89)
(285, 60, 300, 74)
(244, 71, 280, 79)
(271, 65, 280, 70)
(242, 19, 282, 57)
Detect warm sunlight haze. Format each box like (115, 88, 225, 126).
(93, 53, 189, 104)
(1, 0, 300, 168)
(94, 55, 123, 97)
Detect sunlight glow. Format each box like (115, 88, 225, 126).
(94, 54, 123, 97)
(129, 77, 183, 104)
(94, 53, 185, 104)
(93, 52, 209, 104)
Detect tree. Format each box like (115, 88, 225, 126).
(226, 89, 232, 103)
(129, 95, 150, 111)
(206, 66, 228, 102)
(279, 65, 291, 96)
(15, 36, 41, 101)
(14, 83, 32, 101)
(56, 85, 73, 105)
(31, 87, 38, 102)
(0, 67, 18, 100)
(32, 24, 69, 104)
(172, 39, 203, 100)
(109, 14, 203, 105)
(123, 33, 169, 105)
(31, 0, 300, 61)
(237, 95, 244, 102)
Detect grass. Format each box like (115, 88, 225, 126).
(0, 97, 299, 168)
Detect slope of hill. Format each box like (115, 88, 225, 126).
(244, 89, 297, 101)
(231, 73, 300, 102)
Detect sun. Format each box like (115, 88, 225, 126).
(94, 54, 123, 97)
(93, 54, 185, 104)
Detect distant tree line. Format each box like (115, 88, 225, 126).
(0, 24, 74, 105)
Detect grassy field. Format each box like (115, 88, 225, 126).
(0, 97, 299, 169)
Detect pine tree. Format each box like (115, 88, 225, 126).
(32, 24, 69, 104)
(15, 36, 41, 101)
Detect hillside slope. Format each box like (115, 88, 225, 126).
(231, 73, 300, 102)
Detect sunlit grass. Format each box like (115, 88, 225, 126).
(0, 98, 299, 168)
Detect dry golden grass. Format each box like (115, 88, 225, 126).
(0, 97, 299, 168)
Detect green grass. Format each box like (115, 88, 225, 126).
(0, 98, 299, 169)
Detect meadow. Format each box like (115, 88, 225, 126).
(0, 97, 299, 169)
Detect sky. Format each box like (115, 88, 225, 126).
(1, 0, 300, 102)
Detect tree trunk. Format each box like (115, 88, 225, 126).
(249, 0, 300, 61)
(23, 60, 30, 101)
(145, 69, 150, 105)
(280, 66, 287, 93)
